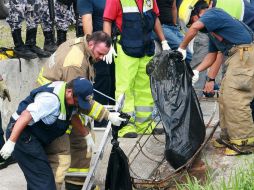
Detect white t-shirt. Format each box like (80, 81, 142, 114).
(26, 92, 60, 125)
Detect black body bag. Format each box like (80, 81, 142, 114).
(146, 50, 206, 169)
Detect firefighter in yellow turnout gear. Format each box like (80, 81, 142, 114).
(37, 31, 125, 190)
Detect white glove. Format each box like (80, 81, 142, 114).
(161, 40, 171, 51)
(103, 45, 117, 64)
(192, 70, 200, 85)
(0, 139, 15, 160)
(84, 133, 95, 155)
(108, 112, 126, 126)
(177, 47, 187, 60)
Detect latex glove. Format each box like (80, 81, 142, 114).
(0, 80, 11, 102)
(177, 47, 187, 60)
(0, 139, 15, 159)
(192, 70, 200, 85)
(161, 40, 171, 51)
(108, 112, 126, 126)
(103, 45, 117, 64)
(84, 133, 95, 157)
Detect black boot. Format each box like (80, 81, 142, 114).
(43, 30, 57, 53)
(76, 26, 84, 38)
(11, 29, 37, 60)
(25, 28, 51, 58)
(57, 30, 67, 46)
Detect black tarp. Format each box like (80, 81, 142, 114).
(105, 113, 132, 190)
(147, 50, 206, 169)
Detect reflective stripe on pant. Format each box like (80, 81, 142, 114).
(45, 133, 71, 190)
(115, 43, 155, 134)
(65, 126, 91, 185)
(219, 44, 254, 141)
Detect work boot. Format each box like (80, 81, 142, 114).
(43, 30, 57, 53)
(11, 29, 37, 60)
(25, 28, 51, 58)
(57, 30, 67, 46)
(76, 26, 84, 38)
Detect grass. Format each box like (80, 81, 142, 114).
(176, 161, 254, 190)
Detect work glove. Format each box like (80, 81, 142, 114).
(161, 40, 171, 51)
(177, 47, 187, 60)
(192, 70, 200, 85)
(0, 80, 11, 102)
(84, 133, 95, 158)
(103, 45, 117, 64)
(0, 139, 15, 160)
(108, 112, 126, 126)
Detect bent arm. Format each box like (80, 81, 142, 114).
(9, 110, 32, 142)
(195, 52, 217, 72)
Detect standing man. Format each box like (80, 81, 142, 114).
(7, 0, 50, 59)
(77, 0, 116, 127)
(37, 31, 123, 190)
(0, 77, 125, 190)
(0, 76, 15, 169)
(103, 0, 170, 138)
(155, 0, 192, 64)
(178, 4, 254, 155)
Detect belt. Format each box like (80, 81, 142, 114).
(228, 44, 254, 60)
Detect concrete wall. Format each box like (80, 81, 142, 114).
(0, 58, 47, 129)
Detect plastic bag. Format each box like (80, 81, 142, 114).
(147, 50, 206, 169)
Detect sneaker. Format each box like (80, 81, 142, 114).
(0, 156, 16, 170)
(122, 132, 138, 138)
(213, 138, 226, 148)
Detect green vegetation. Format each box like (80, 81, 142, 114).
(176, 161, 254, 190)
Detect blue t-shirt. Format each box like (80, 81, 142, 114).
(199, 8, 253, 53)
(77, 0, 105, 32)
(243, 0, 254, 31)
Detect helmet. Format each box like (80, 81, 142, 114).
(179, 0, 210, 26)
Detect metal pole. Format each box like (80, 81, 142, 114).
(93, 89, 116, 102)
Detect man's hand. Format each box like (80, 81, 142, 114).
(177, 47, 186, 60)
(84, 133, 95, 158)
(192, 70, 200, 85)
(204, 81, 215, 94)
(161, 40, 171, 51)
(108, 112, 126, 126)
(103, 45, 117, 64)
(0, 139, 15, 159)
(0, 80, 11, 102)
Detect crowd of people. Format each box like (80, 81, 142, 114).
(0, 0, 254, 189)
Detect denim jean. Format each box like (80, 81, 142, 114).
(153, 24, 192, 64)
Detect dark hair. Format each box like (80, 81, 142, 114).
(66, 79, 74, 90)
(191, 0, 209, 17)
(86, 31, 112, 48)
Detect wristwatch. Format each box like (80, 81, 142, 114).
(206, 76, 215, 82)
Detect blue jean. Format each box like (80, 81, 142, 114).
(153, 24, 192, 64)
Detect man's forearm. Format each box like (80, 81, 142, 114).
(103, 20, 112, 36)
(207, 53, 224, 78)
(154, 17, 166, 41)
(196, 52, 217, 72)
(82, 14, 93, 34)
(9, 110, 32, 142)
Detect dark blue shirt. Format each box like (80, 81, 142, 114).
(199, 8, 253, 53)
(77, 0, 105, 32)
(243, 0, 254, 31)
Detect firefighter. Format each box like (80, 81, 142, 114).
(103, 0, 171, 138)
(37, 31, 125, 190)
(178, 1, 254, 155)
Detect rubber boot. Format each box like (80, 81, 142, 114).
(43, 30, 58, 54)
(57, 30, 67, 46)
(25, 28, 51, 58)
(76, 26, 84, 38)
(11, 29, 37, 59)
